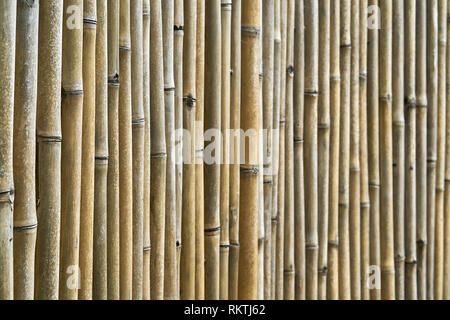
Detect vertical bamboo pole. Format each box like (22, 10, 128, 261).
(317, 0, 330, 301)
(304, 0, 319, 300)
(283, 0, 295, 300)
(416, 0, 427, 300)
(327, 0, 340, 301)
(142, 0, 151, 300)
(13, 0, 39, 300)
(404, 0, 417, 301)
(271, 0, 281, 300)
(107, 0, 120, 300)
(35, 0, 63, 300)
(293, 0, 305, 301)
(79, 0, 97, 300)
(434, 0, 447, 300)
(229, 0, 242, 300)
(263, 0, 275, 301)
(59, 0, 84, 300)
(275, 0, 287, 299)
(0, 0, 16, 301)
(195, 0, 206, 300)
(238, 0, 260, 300)
(444, 0, 450, 300)
(93, 0, 108, 300)
(181, 0, 197, 300)
(359, 0, 370, 301)
(204, 0, 221, 300)
(219, 0, 231, 300)
(131, 0, 144, 300)
(118, 0, 133, 300)
(393, 0, 406, 300)
(150, 0, 167, 300)
(162, 0, 177, 300)
(174, 0, 184, 297)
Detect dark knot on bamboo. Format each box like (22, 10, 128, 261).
(183, 94, 197, 110)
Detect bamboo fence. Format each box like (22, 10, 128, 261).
(3, 0, 450, 300)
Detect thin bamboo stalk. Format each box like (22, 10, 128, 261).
(150, 0, 167, 300)
(0, 0, 16, 300)
(238, 0, 260, 300)
(392, 0, 405, 301)
(404, 0, 417, 301)
(416, 0, 427, 300)
(263, 0, 275, 301)
(204, 0, 221, 300)
(180, 0, 197, 300)
(13, 0, 39, 300)
(359, 0, 370, 301)
(35, 0, 63, 300)
(162, 0, 177, 300)
(426, 0, 438, 300)
(93, 0, 108, 300)
(368, 0, 381, 301)
(219, 0, 231, 300)
(59, 0, 84, 300)
(327, 0, 340, 301)
(195, 0, 206, 300)
(293, 0, 305, 301)
(79, 0, 97, 300)
(107, 0, 120, 300)
(142, 0, 151, 300)
(444, 0, 450, 300)
(229, 0, 242, 300)
(317, 0, 330, 301)
(304, 0, 319, 300)
(434, 0, 447, 300)
(118, 0, 133, 300)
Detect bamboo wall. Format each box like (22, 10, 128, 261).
(1, 0, 450, 300)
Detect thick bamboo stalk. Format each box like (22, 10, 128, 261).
(195, 0, 206, 301)
(59, 0, 84, 300)
(426, 0, 438, 300)
(35, 0, 63, 300)
(317, 0, 330, 301)
(404, 0, 417, 301)
(150, 0, 167, 300)
(283, 0, 295, 300)
(142, 0, 151, 300)
(162, 0, 177, 300)
(326, 0, 340, 301)
(79, 0, 97, 300)
(304, 0, 319, 300)
(392, 0, 405, 301)
(263, 0, 275, 301)
(444, 0, 450, 300)
(359, 0, 370, 301)
(204, 0, 221, 300)
(180, 0, 197, 300)
(107, 0, 120, 300)
(368, 0, 381, 301)
(275, 0, 287, 300)
(293, 0, 305, 301)
(416, 0, 427, 300)
(13, 0, 39, 300)
(219, 0, 231, 300)
(229, 0, 241, 300)
(93, 0, 108, 300)
(434, 0, 447, 300)
(118, 0, 133, 300)
(131, 0, 144, 300)
(238, 0, 260, 300)
(0, 0, 16, 300)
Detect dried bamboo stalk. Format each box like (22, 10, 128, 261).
(444, 0, 450, 301)
(79, 0, 97, 300)
(150, 0, 167, 300)
(59, 0, 84, 300)
(107, 0, 120, 300)
(13, 0, 39, 300)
